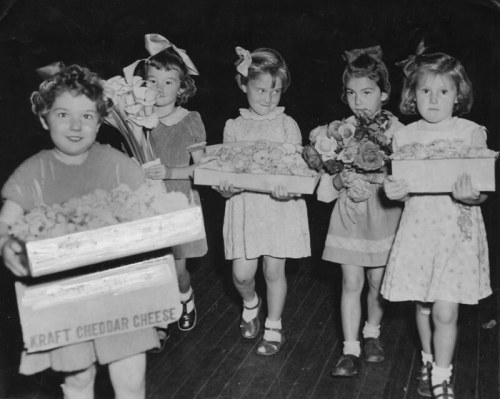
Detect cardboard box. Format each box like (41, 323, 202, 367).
(194, 168, 320, 194)
(392, 158, 496, 193)
(26, 206, 205, 277)
(16, 254, 181, 353)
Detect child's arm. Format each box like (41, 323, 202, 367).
(383, 175, 410, 202)
(0, 200, 29, 277)
(452, 173, 488, 205)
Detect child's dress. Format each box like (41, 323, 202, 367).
(150, 107, 208, 259)
(223, 107, 310, 260)
(381, 117, 491, 304)
(1, 143, 159, 374)
(322, 114, 404, 266)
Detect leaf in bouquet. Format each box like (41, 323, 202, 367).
(324, 159, 344, 175)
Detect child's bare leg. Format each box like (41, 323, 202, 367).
(430, 300, 458, 393)
(175, 258, 190, 294)
(432, 300, 458, 367)
(61, 364, 96, 399)
(257, 256, 286, 355)
(108, 353, 146, 399)
(232, 257, 259, 301)
(365, 266, 385, 327)
(340, 264, 364, 344)
(262, 256, 287, 321)
(331, 264, 364, 376)
(416, 302, 433, 355)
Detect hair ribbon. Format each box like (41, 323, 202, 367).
(235, 46, 252, 77)
(396, 40, 427, 78)
(123, 33, 199, 84)
(343, 45, 383, 64)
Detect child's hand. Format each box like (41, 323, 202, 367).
(333, 170, 358, 190)
(271, 185, 300, 200)
(383, 175, 410, 201)
(452, 173, 482, 204)
(212, 180, 243, 198)
(144, 164, 171, 180)
(1, 236, 29, 277)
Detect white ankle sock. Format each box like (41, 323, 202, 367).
(242, 293, 259, 322)
(431, 363, 452, 386)
(343, 340, 361, 357)
(362, 321, 380, 339)
(180, 287, 194, 313)
(422, 351, 433, 365)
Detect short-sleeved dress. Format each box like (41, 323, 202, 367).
(149, 107, 208, 259)
(322, 114, 404, 267)
(1, 143, 159, 374)
(381, 117, 491, 304)
(223, 107, 311, 260)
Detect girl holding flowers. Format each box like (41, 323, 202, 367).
(306, 46, 404, 377)
(215, 46, 310, 356)
(136, 34, 208, 337)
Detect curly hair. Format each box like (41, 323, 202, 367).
(341, 53, 391, 104)
(141, 47, 197, 105)
(235, 48, 291, 92)
(31, 64, 111, 120)
(399, 52, 473, 115)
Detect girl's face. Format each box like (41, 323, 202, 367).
(242, 73, 282, 116)
(146, 66, 182, 109)
(41, 92, 100, 161)
(345, 77, 387, 118)
(415, 73, 457, 124)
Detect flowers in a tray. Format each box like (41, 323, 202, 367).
(10, 184, 190, 242)
(391, 139, 499, 160)
(198, 140, 317, 177)
(303, 110, 394, 175)
(103, 69, 160, 164)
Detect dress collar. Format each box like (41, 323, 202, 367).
(239, 107, 285, 121)
(159, 107, 189, 126)
(417, 116, 458, 131)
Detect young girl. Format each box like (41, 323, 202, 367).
(140, 34, 208, 334)
(318, 46, 404, 377)
(382, 51, 491, 399)
(0, 65, 159, 399)
(215, 46, 310, 355)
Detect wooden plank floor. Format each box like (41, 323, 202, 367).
(0, 192, 498, 399)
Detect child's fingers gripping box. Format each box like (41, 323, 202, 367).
(391, 158, 497, 193)
(25, 206, 206, 277)
(16, 254, 181, 353)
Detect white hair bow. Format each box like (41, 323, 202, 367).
(123, 33, 199, 84)
(235, 46, 252, 77)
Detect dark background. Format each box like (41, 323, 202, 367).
(1, 0, 499, 183)
(0, 0, 499, 390)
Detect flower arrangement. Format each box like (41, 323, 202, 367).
(198, 140, 317, 177)
(391, 139, 498, 160)
(103, 68, 160, 165)
(10, 183, 190, 242)
(302, 110, 394, 175)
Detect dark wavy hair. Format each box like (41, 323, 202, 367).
(235, 48, 291, 92)
(399, 52, 473, 115)
(31, 64, 111, 121)
(341, 53, 391, 104)
(138, 47, 197, 105)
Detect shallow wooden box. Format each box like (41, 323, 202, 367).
(26, 206, 205, 277)
(392, 158, 496, 193)
(194, 168, 320, 194)
(16, 254, 181, 353)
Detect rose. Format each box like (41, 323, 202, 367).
(338, 122, 356, 145)
(315, 135, 338, 161)
(309, 125, 327, 143)
(302, 145, 323, 171)
(327, 121, 344, 140)
(338, 141, 359, 163)
(354, 141, 386, 171)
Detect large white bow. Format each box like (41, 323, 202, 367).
(123, 33, 199, 84)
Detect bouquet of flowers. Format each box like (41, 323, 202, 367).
(302, 110, 394, 176)
(103, 66, 160, 165)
